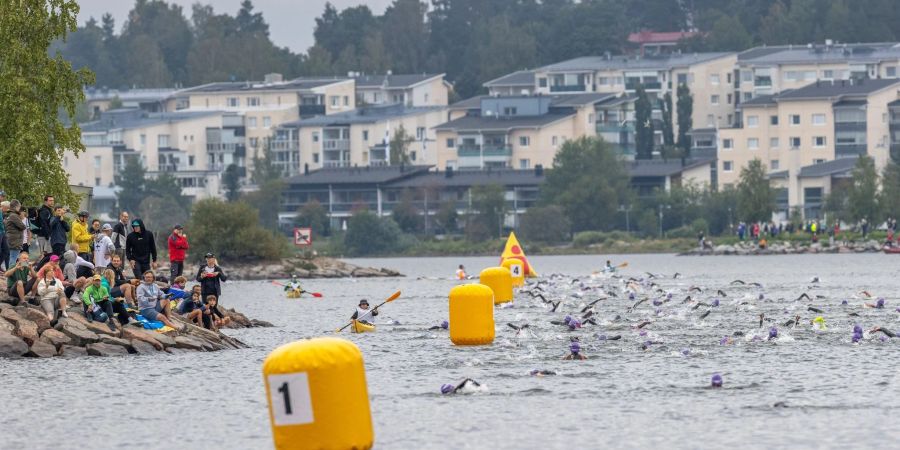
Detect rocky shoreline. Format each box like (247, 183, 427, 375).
(0, 295, 272, 359)
(679, 239, 888, 256)
(221, 256, 402, 280)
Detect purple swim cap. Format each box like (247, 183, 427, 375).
(841, 299, 848, 305)
(598, 334, 608, 341)
(719, 336, 729, 345)
(712, 299, 720, 307)
(530, 369, 540, 376)
(876, 298, 885, 308)
(666, 293, 673, 299)
(681, 348, 690, 356)
(768, 327, 778, 339)
(563, 315, 573, 324)
(652, 299, 662, 306)
(629, 293, 635, 300)
(711, 374, 723, 387)
(570, 342, 581, 354)
(441, 320, 449, 330)
(852, 333, 862, 343)
(441, 384, 454, 394)
(568, 319, 581, 330)
(639, 330, 648, 336)
(853, 324, 863, 334)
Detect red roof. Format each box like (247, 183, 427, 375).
(628, 31, 697, 44)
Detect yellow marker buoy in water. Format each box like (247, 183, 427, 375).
(262, 337, 374, 449)
(480, 266, 513, 304)
(449, 284, 495, 345)
(501, 258, 525, 287)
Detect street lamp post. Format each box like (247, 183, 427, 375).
(658, 204, 671, 238)
(619, 204, 632, 234)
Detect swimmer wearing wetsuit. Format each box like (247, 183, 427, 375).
(563, 341, 587, 360)
(441, 378, 481, 394)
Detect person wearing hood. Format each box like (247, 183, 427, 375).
(125, 218, 157, 279)
(196, 252, 227, 303)
(71, 210, 92, 261)
(63, 247, 94, 299)
(48, 206, 70, 257)
(167, 224, 189, 279)
(136, 270, 179, 330)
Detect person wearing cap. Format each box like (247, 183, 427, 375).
(71, 210, 92, 261)
(196, 253, 227, 303)
(350, 299, 379, 325)
(167, 224, 189, 279)
(82, 274, 117, 330)
(36, 262, 69, 322)
(440, 378, 482, 395)
(94, 223, 116, 268)
(125, 218, 157, 278)
(48, 206, 70, 257)
(563, 341, 587, 360)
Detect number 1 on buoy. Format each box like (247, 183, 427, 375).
(267, 372, 314, 426)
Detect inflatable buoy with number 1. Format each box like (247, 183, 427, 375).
(263, 337, 373, 449)
(449, 284, 495, 345)
(480, 266, 513, 304)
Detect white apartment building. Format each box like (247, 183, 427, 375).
(354, 73, 450, 107)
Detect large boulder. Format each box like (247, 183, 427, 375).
(56, 318, 100, 346)
(129, 340, 159, 354)
(174, 336, 206, 351)
(39, 328, 72, 349)
(18, 308, 52, 334)
(123, 327, 175, 348)
(0, 316, 14, 334)
(250, 319, 274, 327)
(86, 342, 129, 357)
(3, 311, 39, 346)
(27, 340, 58, 358)
(0, 333, 29, 357)
(100, 335, 133, 352)
(59, 345, 88, 358)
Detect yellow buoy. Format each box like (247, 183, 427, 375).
(501, 258, 525, 287)
(479, 266, 513, 304)
(262, 337, 374, 449)
(449, 284, 495, 345)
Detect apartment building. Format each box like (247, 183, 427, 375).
(354, 73, 450, 107)
(71, 108, 242, 200)
(270, 104, 447, 176)
(84, 88, 176, 117)
(483, 70, 537, 96)
(717, 78, 900, 219)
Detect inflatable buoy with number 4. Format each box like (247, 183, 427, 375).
(500, 232, 537, 278)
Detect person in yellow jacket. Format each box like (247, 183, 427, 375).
(71, 211, 93, 261)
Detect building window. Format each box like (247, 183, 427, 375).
(519, 136, 530, 147)
(727, 114, 733, 125)
(722, 138, 733, 149)
(248, 117, 258, 128)
(249, 137, 259, 148)
(552, 136, 558, 146)
(710, 95, 720, 105)
(814, 136, 826, 147)
(503, 107, 517, 116)
(742, 92, 753, 101)
(812, 114, 826, 125)
(770, 137, 779, 148)
(183, 135, 188, 142)
(247, 97, 260, 106)
(446, 138, 455, 148)
(416, 127, 425, 140)
(189, 155, 195, 166)
(226, 97, 239, 107)
(538, 78, 547, 88)
(588, 113, 594, 124)
(723, 161, 734, 172)
(312, 132, 319, 143)
(770, 160, 780, 170)
(424, 93, 429, 103)
(710, 74, 720, 85)
(93, 156, 101, 169)
(790, 114, 800, 125)
(95, 177, 101, 186)
(140, 134, 146, 145)
(677, 73, 688, 85)
(330, 96, 339, 107)
(770, 115, 779, 125)
(263, 116, 271, 127)
(343, 96, 349, 106)
(727, 93, 732, 104)
(747, 116, 759, 127)
(519, 159, 530, 169)
(813, 158, 825, 164)
(790, 137, 801, 148)
(313, 153, 319, 163)
(741, 71, 752, 82)
(888, 67, 897, 78)
(823, 70, 834, 79)
(726, 73, 732, 83)
(748, 138, 759, 149)
(707, 114, 715, 127)
(410, 151, 416, 161)
(598, 77, 609, 85)
(363, 130, 369, 141)
(158, 134, 169, 148)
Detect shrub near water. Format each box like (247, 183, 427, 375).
(188, 199, 285, 261)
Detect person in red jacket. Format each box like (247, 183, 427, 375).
(168, 224, 189, 279)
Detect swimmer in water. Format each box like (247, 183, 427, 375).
(864, 298, 885, 309)
(869, 326, 896, 338)
(440, 378, 482, 395)
(711, 374, 723, 388)
(530, 369, 556, 377)
(563, 341, 587, 360)
(428, 320, 449, 331)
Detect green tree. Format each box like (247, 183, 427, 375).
(468, 184, 506, 241)
(389, 125, 414, 165)
(145, 173, 185, 203)
(634, 85, 654, 160)
(878, 162, 900, 219)
(433, 200, 459, 234)
(541, 137, 631, 232)
(704, 14, 753, 51)
(519, 205, 571, 243)
(846, 155, 880, 222)
(138, 195, 189, 245)
(343, 209, 400, 256)
(222, 164, 241, 202)
(243, 180, 284, 231)
(115, 157, 146, 213)
(660, 92, 675, 147)
(736, 159, 774, 223)
(382, 0, 428, 73)
(390, 189, 423, 233)
(251, 138, 283, 185)
(188, 199, 284, 261)
(0, 0, 94, 206)
(294, 199, 330, 238)
(676, 83, 693, 157)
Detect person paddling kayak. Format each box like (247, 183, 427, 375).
(284, 275, 303, 293)
(350, 299, 378, 325)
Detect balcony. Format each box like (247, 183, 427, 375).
(835, 121, 867, 132)
(457, 144, 512, 158)
(323, 160, 351, 168)
(158, 164, 179, 172)
(754, 78, 773, 88)
(892, 143, 900, 163)
(299, 104, 326, 117)
(271, 140, 299, 151)
(626, 81, 662, 91)
(323, 139, 350, 151)
(835, 143, 866, 157)
(550, 84, 589, 92)
(597, 122, 636, 134)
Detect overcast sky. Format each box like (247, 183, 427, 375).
(78, 0, 394, 53)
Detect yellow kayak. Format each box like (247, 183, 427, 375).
(285, 289, 302, 298)
(351, 320, 376, 333)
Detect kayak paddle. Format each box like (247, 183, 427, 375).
(270, 280, 323, 297)
(334, 290, 401, 333)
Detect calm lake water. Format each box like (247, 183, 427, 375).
(2, 253, 900, 449)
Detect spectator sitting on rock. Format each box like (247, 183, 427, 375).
(36, 265, 68, 322)
(4, 252, 36, 306)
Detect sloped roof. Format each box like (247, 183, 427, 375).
(483, 70, 536, 87)
(284, 165, 433, 186)
(355, 73, 444, 89)
(798, 157, 859, 178)
(282, 105, 443, 128)
(177, 77, 347, 94)
(388, 169, 545, 188)
(628, 31, 698, 44)
(433, 113, 574, 132)
(626, 158, 715, 178)
(538, 52, 734, 72)
(80, 109, 222, 132)
(776, 79, 900, 100)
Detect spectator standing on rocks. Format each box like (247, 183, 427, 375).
(4, 252, 36, 305)
(35, 195, 55, 259)
(125, 218, 157, 279)
(71, 210, 92, 261)
(93, 223, 115, 269)
(861, 218, 869, 238)
(111, 211, 129, 259)
(167, 224, 189, 279)
(48, 206, 70, 257)
(196, 252, 227, 304)
(4, 200, 26, 268)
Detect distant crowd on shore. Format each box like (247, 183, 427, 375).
(1, 193, 229, 331)
(697, 216, 899, 251)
